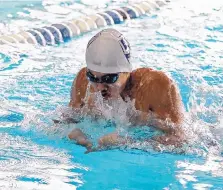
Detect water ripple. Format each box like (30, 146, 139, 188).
(0, 133, 87, 189)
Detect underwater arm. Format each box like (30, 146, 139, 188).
(68, 128, 93, 152)
(52, 68, 94, 152)
(84, 132, 132, 153)
(97, 133, 128, 147)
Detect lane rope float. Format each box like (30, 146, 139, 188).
(0, 0, 170, 46)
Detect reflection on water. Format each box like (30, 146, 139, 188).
(176, 154, 223, 189)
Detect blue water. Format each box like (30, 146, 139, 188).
(0, 0, 223, 189)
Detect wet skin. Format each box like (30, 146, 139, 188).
(68, 67, 185, 152)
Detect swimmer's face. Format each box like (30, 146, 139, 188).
(87, 70, 130, 99)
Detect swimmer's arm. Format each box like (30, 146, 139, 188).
(53, 68, 88, 124)
(97, 133, 128, 147)
(68, 128, 93, 153)
(84, 133, 131, 153)
(52, 105, 84, 124)
(143, 75, 185, 146)
(69, 67, 88, 109)
(149, 117, 185, 147)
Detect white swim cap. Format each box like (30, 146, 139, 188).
(86, 28, 132, 73)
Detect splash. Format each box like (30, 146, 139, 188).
(31, 88, 222, 157)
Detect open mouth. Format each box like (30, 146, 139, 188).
(101, 90, 110, 98)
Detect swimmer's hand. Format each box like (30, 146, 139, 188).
(68, 128, 93, 152)
(85, 133, 133, 154)
(152, 132, 186, 147)
(98, 133, 128, 147)
(68, 130, 128, 154)
(84, 133, 120, 154)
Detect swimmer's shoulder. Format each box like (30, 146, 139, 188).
(130, 68, 183, 124)
(73, 67, 89, 89)
(77, 67, 87, 79)
(131, 67, 154, 77)
(70, 67, 89, 108)
(131, 67, 173, 86)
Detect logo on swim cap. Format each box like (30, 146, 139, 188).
(119, 38, 130, 61)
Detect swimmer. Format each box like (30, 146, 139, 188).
(66, 28, 185, 153)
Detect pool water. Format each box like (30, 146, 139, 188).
(0, 0, 223, 189)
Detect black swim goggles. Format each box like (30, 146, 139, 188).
(86, 70, 119, 84)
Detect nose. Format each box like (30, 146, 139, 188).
(95, 83, 108, 91)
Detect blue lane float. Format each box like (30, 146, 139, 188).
(105, 10, 123, 24)
(121, 6, 139, 19)
(0, 0, 169, 46)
